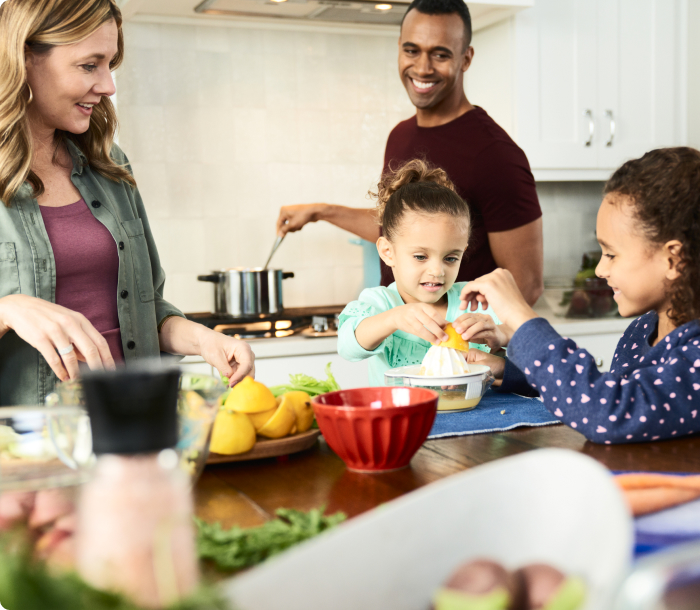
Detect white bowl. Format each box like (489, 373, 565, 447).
(224, 449, 633, 610)
(384, 364, 493, 412)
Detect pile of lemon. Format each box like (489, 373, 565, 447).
(209, 377, 314, 455)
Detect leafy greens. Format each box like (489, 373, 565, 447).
(269, 363, 341, 398)
(196, 507, 346, 571)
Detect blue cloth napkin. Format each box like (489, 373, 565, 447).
(427, 389, 559, 439)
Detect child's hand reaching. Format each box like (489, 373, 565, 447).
(466, 348, 505, 385)
(452, 313, 512, 352)
(459, 269, 538, 332)
(391, 303, 449, 345)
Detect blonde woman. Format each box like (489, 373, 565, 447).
(0, 0, 253, 405)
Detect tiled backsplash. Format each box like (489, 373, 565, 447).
(116, 21, 603, 312)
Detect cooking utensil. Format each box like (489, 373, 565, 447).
(263, 235, 285, 270)
(197, 268, 294, 317)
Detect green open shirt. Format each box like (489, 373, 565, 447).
(0, 141, 184, 406)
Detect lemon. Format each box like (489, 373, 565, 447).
(224, 376, 277, 414)
(248, 407, 277, 431)
(438, 323, 469, 352)
(209, 410, 256, 455)
(258, 401, 296, 439)
(280, 391, 314, 433)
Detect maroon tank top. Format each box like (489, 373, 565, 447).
(40, 199, 125, 363)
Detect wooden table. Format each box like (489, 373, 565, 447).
(194, 424, 700, 528)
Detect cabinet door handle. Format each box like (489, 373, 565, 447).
(595, 357, 604, 368)
(605, 110, 615, 147)
(584, 109, 594, 147)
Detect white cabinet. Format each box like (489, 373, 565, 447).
(470, 0, 687, 178)
(513, 0, 685, 173)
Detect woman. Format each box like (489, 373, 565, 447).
(0, 0, 254, 406)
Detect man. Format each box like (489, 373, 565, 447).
(276, 0, 543, 305)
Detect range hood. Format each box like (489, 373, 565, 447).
(119, 0, 533, 30)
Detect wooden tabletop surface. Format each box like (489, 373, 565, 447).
(194, 424, 700, 529)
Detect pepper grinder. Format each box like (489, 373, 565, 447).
(75, 367, 198, 608)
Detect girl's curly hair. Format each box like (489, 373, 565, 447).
(604, 147, 700, 326)
(371, 158, 470, 241)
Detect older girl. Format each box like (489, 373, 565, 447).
(338, 159, 505, 385)
(462, 147, 700, 444)
(0, 0, 253, 405)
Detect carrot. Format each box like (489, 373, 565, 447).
(623, 487, 700, 516)
(615, 473, 700, 491)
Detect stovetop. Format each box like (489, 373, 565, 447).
(185, 305, 344, 339)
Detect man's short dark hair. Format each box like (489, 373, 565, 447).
(401, 0, 472, 50)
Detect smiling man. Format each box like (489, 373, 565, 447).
(276, 0, 544, 305)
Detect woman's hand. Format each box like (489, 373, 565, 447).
(452, 313, 512, 351)
(466, 348, 505, 385)
(391, 303, 449, 345)
(459, 269, 538, 333)
(159, 317, 255, 387)
(197, 329, 255, 387)
(0, 295, 115, 381)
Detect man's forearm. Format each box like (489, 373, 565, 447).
(319, 205, 380, 242)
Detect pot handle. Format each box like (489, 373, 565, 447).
(282, 272, 295, 279)
(197, 274, 221, 283)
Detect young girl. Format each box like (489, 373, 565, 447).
(460, 147, 700, 444)
(338, 159, 505, 386)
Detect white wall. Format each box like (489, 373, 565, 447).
(116, 21, 414, 312)
(116, 20, 602, 312)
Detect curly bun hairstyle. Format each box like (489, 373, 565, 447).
(604, 147, 700, 326)
(371, 159, 470, 242)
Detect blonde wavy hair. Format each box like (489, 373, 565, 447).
(371, 158, 470, 241)
(0, 0, 135, 206)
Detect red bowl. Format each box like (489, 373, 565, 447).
(311, 387, 438, 473)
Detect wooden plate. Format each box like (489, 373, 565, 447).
(206, 429, 321, 464)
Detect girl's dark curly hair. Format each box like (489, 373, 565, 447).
(604, 147, 700, 326)
(371, 158, 470, 242)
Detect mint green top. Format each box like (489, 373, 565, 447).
(0, 140, 184, 406)
(337, 282, 500, 386)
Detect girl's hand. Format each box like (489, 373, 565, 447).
(197, 329, 256, 387)
(391, 303, 449, 345)
(0, 294, 115, 382)
(466, 348, 505, 384)
(452, 313, 512, 351)
(459, 269, 538, 332)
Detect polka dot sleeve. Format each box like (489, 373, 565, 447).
(507, 313, 700, 444)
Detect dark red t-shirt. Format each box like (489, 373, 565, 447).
(380, 106, 541, 286)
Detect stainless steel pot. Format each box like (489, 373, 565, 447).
(197, 268, 294, 317)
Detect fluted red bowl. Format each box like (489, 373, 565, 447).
(311, 387, 438, 473)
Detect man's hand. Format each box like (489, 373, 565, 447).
(460, 269, 538, 333)
(452, 312, 511, 351)
(275, 204, 380, 242)
(276, 204, 324, 237)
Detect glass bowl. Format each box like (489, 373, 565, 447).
(543, 277, 619, 318)
(0, 406, 92, 492)
(384, 363, 493, 413)
(45, 371, 224, 485)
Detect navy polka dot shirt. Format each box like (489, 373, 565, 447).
(505, 312, 700, 444)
